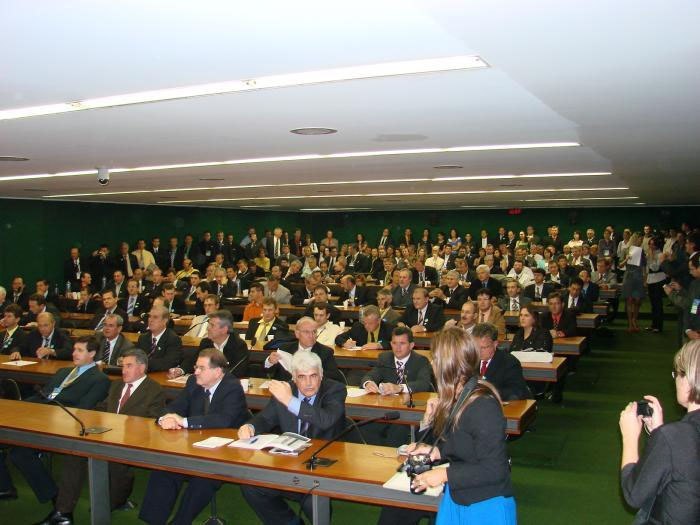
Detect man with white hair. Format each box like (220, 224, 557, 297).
(468, 264, 503, 299)
(0, 286, 8, 312)
(238, 351, 347, 524)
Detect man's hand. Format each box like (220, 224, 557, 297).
(159, 413, 184, 429)
(237, 424, 255, 440)
(360, 342, 382, 350)
(342, 339, 357, 349)
(411, 324, 427, 334)
(428, 289, 444, 300)
(167, 367, 184, 379)
(36, 347, 54, 359)
(268, 380, 293, 406)
(267, 352, 281, 365)
(379, 383, 403, 395)
(443, 319, 457, 328)
(8, 351, 21, 361)
(363, 380, 380, 394)
(687, 330, 700, 340)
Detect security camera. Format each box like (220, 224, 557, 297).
(97, 167, 110, 186)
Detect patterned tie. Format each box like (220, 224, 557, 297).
(127, 297, 135, 315)
(60, 367, 80, 388)
(535, 286, 541, 300)
(203, 389, 211, 414)
(299, 397, 312, 436)
(511, 299, 519, 312)
(396, 361, 405, 385)
(149, 337, 158, 357)
(480, 360, 488, 377)
(417, 310, 424, 325)
(118, 383, 132, 413)
(103, 339, 112, 365)
(401, 288, 407, 297)
(43, 336, 50, 348)
(479, 312, 485, 323)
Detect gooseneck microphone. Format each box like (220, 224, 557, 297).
(33, 385, 111, 436)
(304, 411, 400, 470)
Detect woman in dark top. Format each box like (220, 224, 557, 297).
(417, 229, 432, 253)
(407, 328, 516, 524)
(509, 303, 553, 353)
(619, 340, 700, 524)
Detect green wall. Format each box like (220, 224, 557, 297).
(1, 198, 696, 291)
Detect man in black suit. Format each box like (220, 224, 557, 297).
(578, 270, 600, 302)
(161, 283, 187, 315)
(346, 244, 371, 274)
(1, 304, 28, 358)
(542, 225, 564, 254)
(114, 242, 138, 278)
(9, 276, 30, 310)
(377, 228, 394, 249)
(303, 285, 343, 323)
(118, 278, 150, 329)
(467, 264, 504, 299)
(0, 336, 110, 503)
(24, 312, 73, 360)
(35, 349, 165, 523)
(561, 277, 593, 314)
(165, 236, 183, 271)
(291, 275, 317, 306)
(336, 305, 393, 350)
(198, 230, 217, 266)
(392, 269, 416, 308)
(103, 269, 128, 299)
(411, 259, 439, 286)
(181, 233, 203, 270)
(472, 323, 531, 401)
(338, 274, 374, 306)
(89, 244, 115, 288)
(429, 270, 469, 310)
(35, 278, 59, 307)
(524, 268, 556, 300)
(21, 293, 61, 329)
(89, 289, 128, 331)
(545, 260, 569, 288)
(497, 279, 533, 313)
(150, 236, 168, 270)
(239, 351, 347, 524)
(139, 348, 248, 525)
(246, 297, 290, 345)
(136, 304, 183, 372)
(264, 316, 343, 383)
(63, 247, 86, 292)
(442, 244, 457, 270)
(398, 287, 445, 333)
(540, 292, 578, 338)
(71, 287, 98, 314)
(98, 313, 135, 366)
(172, 309, 249, 378)
(182, 271, 203, 302)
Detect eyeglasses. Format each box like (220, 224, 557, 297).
(671, 370, 684, 379)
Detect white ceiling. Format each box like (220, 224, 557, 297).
(1, 0, 699, 210)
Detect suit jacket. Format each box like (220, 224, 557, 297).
(32, 365, 110, 409)
(411, 266, 439, 285)
(476, 307, 506, 337)
(103, 376, 165, 418)
(263, 283, 292, 305)
(114, 253, 139, 277)
(99, 333, 135, 366)
(376, 235, 394, 248)
(545, 273, 569, 288)
(246, 379, 346, 440)
(199, 239, 217, 265)
(497, 294, 533, 312)
(163, 373, 248, 430)
(270, 341, 344, 384)
(303, 301, 343, 324)
(181, 243, 203, 268)
(89, 306, 129, 330)
(24, 328, 73, 359)
(246, 317, 290, 345)
(399, 302, 445, 332)
(480, 349, 531, 401)
(524, 282, 556, 301)
(540, 310, 578, 337)
(266, 236, 287, 260)
(392, 284, 417, 308)
(561, 292, 593, 314)
(1, 328, 28, 356)
(361, 350, 433, 392)
(179, 336, 250, 376)
(369, 258, 384, 279)
(165, 247, 184, 271)
(581, 282, 600, 302)
(118, 294, 150, 319)
(137, 328, 183, 372)
(210, 280, 236, 299)
(70, 298, 98, 314)
(433, 285, 469, 310)
(89, 254, 115, 287)
(468, 278, 503, 299)
(347, 253, 371, 274)
(542, 235, 564, 253)
(337, 285, 375, 306)
(380, 307, 402, 326)
(9, 289, 30, 310)
(335, 319, 393, 350)
(63, 257, 87, 290)
(21, 304, 62, 328)
(290, 286, 315, 306)
(104, 279, 129, 299)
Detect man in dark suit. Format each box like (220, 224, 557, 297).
(34, 278, 59, 307)
(429, 270, 469, 310)
(540, 292, 578, 338)
(89, 245, 115, 288)
(542, 225, 564, 254)
(411, 259, 439, 285)
(0, 336, 110, 503)
(398, 287, 445, 333)
(89, 289, 128, 331)
(165, 236, 184, 271)
(561, 277, 593, 314)
(181, 233, 203, 270)
(239, 351, 347, 524)
(98, 313, 135, 366)
(524, 268, 556, 300)
(266, 227, 286, 261)
(23, 312, 73, 360)
(118, 278, 150, 329)
(103, 269, 129, 299)
(198, 231, 217, 266)
(63, 247, 86, 292)
(291, 275, 316, 306)
(346, 244, 371, 274)
(338, 274, 374, 306)
(9, 276, 30, 310)
(246, 297, 290, 345)
(302, 285, 343, 323)
(472, 323, 531, 401)
(21, 293, 61, 329)
(182, 271, 203, 302)
(1, 304, 28, 358)
(161, 283, 187, 315)
(139, 348, 248, 525)
(150, 236, 168, 270)
(377, 228, 394, 249)
(136, 304, 183, 372)
(578, 270, 600, 302)
(336, 305, 393, 350)
(392, 269, 416, 308)
(70, 288, 98, 314)
(172, 310, 249, 378)
(546, 260, 569, 288)
(497, 278, 533, 312)
(468, 264, 504, 299)
(35, 349, 165, 524)
(114, 242, 139, 278)
(264, 317, 344, 383)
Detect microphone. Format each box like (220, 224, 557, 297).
(304, 411, 400, 470)
(186, 318, 209, 337)
(228, 354, 248, 376)
(32, 385, 114, 436)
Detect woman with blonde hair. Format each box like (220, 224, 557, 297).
(405, 327, 516, 524)
(621, 232, 646, 332)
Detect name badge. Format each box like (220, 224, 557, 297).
(206, 250, 211, 256)
(691, 299, 700, 315)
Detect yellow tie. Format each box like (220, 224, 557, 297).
(60, 367, 80, 388)
(255, 321, 270, 342)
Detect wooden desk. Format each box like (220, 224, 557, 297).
(503, 311, 601, 329)
(599, 287, 621, 300)
(0, 399, 439, 525)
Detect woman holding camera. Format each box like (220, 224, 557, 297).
(407, 327, 516, 524)
(619, 340, 700, 524)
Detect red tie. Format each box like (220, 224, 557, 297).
(480, 361, 488, 377)
(118, 383, 132, 413)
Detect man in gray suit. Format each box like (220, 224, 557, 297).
(498, 278, 533, 313)
(98, 313, 134, 366)
(263, 274, 292, 305)
(391, 269, 416, 308)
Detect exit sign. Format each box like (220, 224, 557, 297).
(508, 208, 522, 215)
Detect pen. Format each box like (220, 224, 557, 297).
(249, 437, 259, 444)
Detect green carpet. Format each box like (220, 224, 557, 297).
(1, 317, 684, 524)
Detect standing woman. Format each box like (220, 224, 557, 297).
(447, 228, 462, 249)
(620, 232, 646, 332)
(418, 229, 432, 253)
(408, 327, 516, 524)
(304, 233, 319, 255)
(646, 236, 668, 333)
(619, 340, 700, 524)
(462, 233, 475, 256)
(356, 233, 368, 253)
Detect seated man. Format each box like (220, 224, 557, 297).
(136, 304, 183, 372)
(376, 287, 401, 326)
(497, 278, 532, 312)
(238, 351, 347, 525)
(397, 288, 445, 334)
(264, 316, 344, 383)
(540, 291, 578, 338)
(246, 297, 290, 346)
(578, 270, 600, 302)
(263, 273, 292, 305)
(98, 313, 135, 366)
(545, 260, 569, 288)
(474, 288, 506, 337)
(182, 271, 203, 302)
(562, 277, 593, 314)
(524, 268, 556, 301)
(161, 283, 187, 315)
(118, 278, 150, 330)
(411, 258, 439, 286)
(467, 264, 503, 300)
(0, 336, 110, 503)
(70, 287, 98, 314)
(24, 311, 73, 360)
(443, 300, 478, 334)
(242, 282, 265, 321)
(391, 269, 416, 308)
(507, 258, 536, 289)
(1, 304, 28, 358)
(335, 305, 393, 350)
(337, 274, 374, 306)
(89, 289, 128, 331)
(104, 269, 128, 299)
(185, 293, 219, 338)
(210, 268, 235, 298)
(139, 349, 248, 525)
(35, 349, 165, 523)
(312, 302, 345, 348)
(472, 323, 531, 401)
(21, 293, 62, 329)
(303, 285, 342, 323)
(429, 270, 468, 310)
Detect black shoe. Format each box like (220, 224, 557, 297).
(33, 510, 73, 525)
(0, 487, 17, 500)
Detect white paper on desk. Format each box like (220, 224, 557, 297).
(1, 360, 37, 367)
(345, 346, 362, 351)
(193, 436, 234, 449)
(511, 351, 553, 363)
(346, 388, 367, 398)
(276, 349, 293, 372)
(383, 470, 444, 497)
(167, 375, 190, 384)
(258, 381, 270, 389)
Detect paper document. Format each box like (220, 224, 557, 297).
(229, 432, 311, 453)
(1, 360, 37, 367)
(383, 470, 445, 497)
(511, 351, 553, 363)
(167, 375, 190, 384)
(346, 388, 368, 398)
(276, 349, 294, 372)
(193, 436, 235, 449)
(258, 381, 270, 389)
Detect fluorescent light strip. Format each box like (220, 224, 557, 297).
(300, 207, 372, 211)
(522, 196, 638, 202)
(0, 55, 487, 121)
(159, 187, 629, 204)
(42, 167, 599, 199)
(239, 204, 281, 208)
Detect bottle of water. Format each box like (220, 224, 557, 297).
(54, 283, 60, 297)
(102, 276, 107, 290)
(66, 281, 71, 295)
(236, 278, 241, 296)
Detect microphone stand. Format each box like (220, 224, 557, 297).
(33, 385, 111, 436)
(304, 411, 400, 470)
